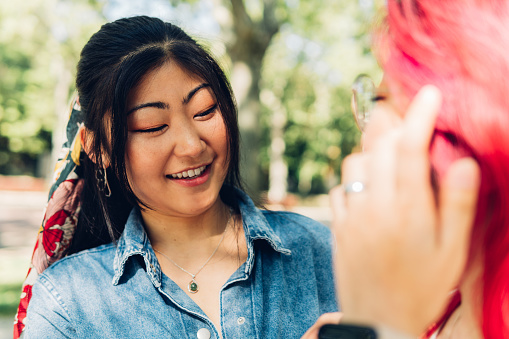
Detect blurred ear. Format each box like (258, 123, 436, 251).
(80, 127, 111, 168)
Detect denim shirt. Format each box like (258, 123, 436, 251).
(25, 190, 338, 338)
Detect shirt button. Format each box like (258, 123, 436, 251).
(149, 264, 155, 272)
(197, 328, 211, 339)
(237, 317, 246, 325)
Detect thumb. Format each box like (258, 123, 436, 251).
(439, 157, 481, 265)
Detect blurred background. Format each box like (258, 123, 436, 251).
(0, 0, 380, 335)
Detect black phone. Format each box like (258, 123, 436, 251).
(318, 324, 377, 339)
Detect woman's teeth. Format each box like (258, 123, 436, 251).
(171, 165, 207, 179)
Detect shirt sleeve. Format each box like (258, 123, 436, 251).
(24, 275, 76, 338)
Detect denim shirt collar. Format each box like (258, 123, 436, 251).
(112, 188, 291, 287)
(234, 188, 291, 255)
(112, 208, 162, 287)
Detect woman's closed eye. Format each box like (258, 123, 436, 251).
(371, 95, 386, 102)
(130, 103, 218, 133)
(133, 125, 168, 134)
(194, 103, 218, 119)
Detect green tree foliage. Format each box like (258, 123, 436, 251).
(260, 0, 380, 195)
(0, 0, 104, 176)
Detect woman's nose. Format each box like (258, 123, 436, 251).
(172, 120, 206, 158)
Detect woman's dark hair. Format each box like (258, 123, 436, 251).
(69, 16, 242, 253)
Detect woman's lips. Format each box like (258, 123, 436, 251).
(166, 164, 211, 187)
(168, 164, 208, 179)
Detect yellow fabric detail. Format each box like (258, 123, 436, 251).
(71, 135, 82, 165)
(53, 156, 68, 177)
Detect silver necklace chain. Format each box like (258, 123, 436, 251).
(153, 208, 232, 293)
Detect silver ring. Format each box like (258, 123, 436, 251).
(343, 181, 366, 194)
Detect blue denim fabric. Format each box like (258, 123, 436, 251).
(25, 190, 338, 338)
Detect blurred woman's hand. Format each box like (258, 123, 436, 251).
(330, 86, 481, 336)
(300, 312, 342, 339)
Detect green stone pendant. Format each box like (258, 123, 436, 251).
(188, 280, 199, 294)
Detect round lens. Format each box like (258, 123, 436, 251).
(351, 74, 375, 131)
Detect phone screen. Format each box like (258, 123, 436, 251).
(318, 324, 377, 339)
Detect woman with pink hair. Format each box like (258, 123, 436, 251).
(307, 0, 509, 338)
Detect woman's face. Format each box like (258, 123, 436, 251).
(361, 76, 409, 150)
(125, 61, 229, 217)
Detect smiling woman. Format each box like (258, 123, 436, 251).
(124, 62, 228, 218)
(16, 16, 338, 339)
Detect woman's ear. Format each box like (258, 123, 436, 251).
(80, 127, 111, 168)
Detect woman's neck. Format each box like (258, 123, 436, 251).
(141, 198, 231, 253)
(439, 255, 484, 339)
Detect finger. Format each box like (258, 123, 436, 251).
(369, 129, 400, 212)
(341, 153, 369, 184)
(439, 157, 481, 268)
(316, 312, 343, 325)
(397, 86, 442, 209)
(401, 85, 442, 153)
(329, 185, 348, 262)
(340, 153, 369, 208)
(330, 154, 366, 238)
(398, 85, 442, 181)
(330, 185, 347, 227)
(300, 313, 344, 339)
(333, 152, 365, 218)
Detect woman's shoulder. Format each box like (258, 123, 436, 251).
(261, 209, 332, 246)
(39, 243, 117, 282)
(236, 188, 332, 240)
(262, 209, 329, 231)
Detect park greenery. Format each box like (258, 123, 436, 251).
(0, 283, 21, 316)
(0, 0, 381, 198)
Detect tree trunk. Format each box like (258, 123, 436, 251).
(226, 0, 280, 196)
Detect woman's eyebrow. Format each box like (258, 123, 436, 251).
(127, 102, 169, 115)
(127, 83, 211, 115)
(183, 83, 211, 104)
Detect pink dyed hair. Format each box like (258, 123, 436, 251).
(379, 1, 509, 337)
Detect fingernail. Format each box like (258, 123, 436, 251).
(418, 85, 441, 102)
